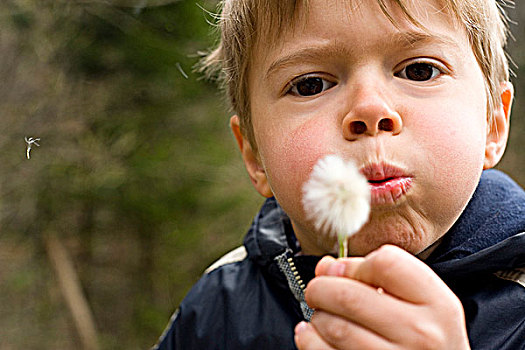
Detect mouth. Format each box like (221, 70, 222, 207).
(360, 163, 413, 206)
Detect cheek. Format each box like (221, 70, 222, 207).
(260, 116, 337, 204)
(412, 102, 487, 219)
(425, 127, 485, 203)
(281, 117, 334, 171)
(411, 95, 487, 171)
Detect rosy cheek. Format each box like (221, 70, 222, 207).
(265, 116, 336, 192)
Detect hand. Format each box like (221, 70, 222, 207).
(294, 245, 470, 350)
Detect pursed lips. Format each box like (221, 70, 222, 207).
(360, 162, 413, 206)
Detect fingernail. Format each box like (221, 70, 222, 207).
(295, 321, 308, 334)
(326, 261, 345, 276)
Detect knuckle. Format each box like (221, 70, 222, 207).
(368, 245, 402, 272)
(448, 294, 465, 315)
(410, 322, 446, 350)
(325, 326, 348, 344)
(333, 284, 359, 307)
(322, 318, 351, 344)
(436, 290, 465, 318)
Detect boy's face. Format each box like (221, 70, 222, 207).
(233, 0, 512, 256)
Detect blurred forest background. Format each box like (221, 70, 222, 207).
(0, 1, 523, 349)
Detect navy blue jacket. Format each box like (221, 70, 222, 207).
(154, 170, 525, 349)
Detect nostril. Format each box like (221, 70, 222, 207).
(378, 118, 394, 132)
(350, 121, 367, 134)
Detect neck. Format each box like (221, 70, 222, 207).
(292, 221, 338, 256)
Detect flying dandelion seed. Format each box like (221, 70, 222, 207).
(302, 155, 371, 257)
(25, 136, 40, 160)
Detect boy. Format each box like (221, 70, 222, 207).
(154, 0, 525, 349)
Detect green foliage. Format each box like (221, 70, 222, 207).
(0, 0, 261, 349)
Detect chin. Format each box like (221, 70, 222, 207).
(348, 223, 431, 256)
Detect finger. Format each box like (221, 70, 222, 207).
(315, 256, 365, 277)
(315, 256, 337, 276)
(310, 311, 396, 350)
(335, 245, 454, 304)
(294, 321, 337, 350)
(305, 275, 412, 342)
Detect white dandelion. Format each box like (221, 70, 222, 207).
(302, 155, 371, 257)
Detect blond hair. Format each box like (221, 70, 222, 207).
(201, 0, 512, 150)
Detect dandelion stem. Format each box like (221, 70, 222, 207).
(338, 234, 348, 258)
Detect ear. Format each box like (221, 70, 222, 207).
(230, 115, 273, 198)
(484, 81, 514, 170)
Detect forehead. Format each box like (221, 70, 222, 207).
(254, 0, 459, 55)
(251, 0, 466, 74)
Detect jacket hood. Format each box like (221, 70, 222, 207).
(243, 198, 299, 267)
(427, 169, 525, 278)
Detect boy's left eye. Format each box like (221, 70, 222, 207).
(395, 62, 442, 81)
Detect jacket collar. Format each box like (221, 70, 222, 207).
(427, 169, 525, 276)
(243, 197, 299, 267)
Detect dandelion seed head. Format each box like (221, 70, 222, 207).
(302, 155, 371, 239)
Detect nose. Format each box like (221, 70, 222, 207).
(342, 85, 403, 141)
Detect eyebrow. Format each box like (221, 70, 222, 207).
(265, 45, 349, 79)
(397, 30, 459, 48)
(265, 30, 461, 79)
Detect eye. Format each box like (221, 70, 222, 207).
(396, 62, 443, 82)
(288, 76, 336, 96)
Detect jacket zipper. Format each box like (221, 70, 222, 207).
(287, 256, 306, 291)
(275, 250, 314, 321)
